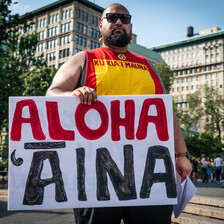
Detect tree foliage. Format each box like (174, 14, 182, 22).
(0, 0, 56, 159)
(177, 84, 224, 157)
(155, 62, 173, 93)
(202, 85, 224, 141)
(184, 132, 223, 158)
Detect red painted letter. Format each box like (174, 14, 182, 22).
(111, 100, 135, 141)
(46, 101, 75, 140)
(136, 98, 169, 141)
(10, 100, 46, 141)
(75, 101, 108, 140)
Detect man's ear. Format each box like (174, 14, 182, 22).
(99, 21, 102, 29)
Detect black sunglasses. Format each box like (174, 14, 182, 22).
(102, 13, 132, 24)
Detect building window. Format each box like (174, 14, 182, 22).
(46, 52, 56, 61)
(62, 9, 73, 20)
(85, 12, 88, 22)
(39, 30, 45, 40)
(61, 22, 71, 33)
(59, 48, 70, 58)
(49, 14, 59, 24)
(90, 28, 100, 39)
(75, 35, 87, 47)
(77, 22, 88, 34)
(37, 18, 46, 28)
(81, 10, 84, 20)
(90, 40, 100, 49)
(74, 48, 82, 54)
(48, 26, 58, 37)
(60, 35, 70, 45)
(47, 39, 57, 49)
(36, 42, 45, 52)
(91, 16, 99, 26)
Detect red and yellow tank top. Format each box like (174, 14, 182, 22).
(83, 47, 164, 95)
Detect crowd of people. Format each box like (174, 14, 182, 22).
(191, 154, 224, 184)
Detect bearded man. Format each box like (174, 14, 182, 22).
(46, 3, 192, 224)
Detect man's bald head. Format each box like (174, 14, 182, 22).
(101, 3, 130, 19)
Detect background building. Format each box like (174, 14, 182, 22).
(20, 0, 163, 69)
(151, 26, 224, 113)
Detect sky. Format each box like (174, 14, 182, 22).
(9, 0, 224, 47)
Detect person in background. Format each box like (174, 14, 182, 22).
(214, 155, 223, 184)
(191, 158, 199, 182)
(46, 3, 192, 224)
(209, 158, 215, 182)
(206, 157, 211, 182)
(201, 156, 209, 183)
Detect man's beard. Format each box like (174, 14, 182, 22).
(104, 28, 132, 47)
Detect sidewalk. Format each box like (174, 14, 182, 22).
(0, 180, 223, 224)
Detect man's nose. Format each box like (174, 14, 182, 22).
(115, 18, 123, 25)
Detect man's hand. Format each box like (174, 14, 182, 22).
(72, 86, 97, 105)
(176, 157, 192, 182)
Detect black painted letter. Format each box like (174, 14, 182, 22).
(76, 148, 87, 201)
(96, 144, 137, 201)
(23, 151, 67, 205)
(140, 145, 176, 198)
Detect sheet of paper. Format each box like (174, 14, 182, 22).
(173, 171, 197, 218)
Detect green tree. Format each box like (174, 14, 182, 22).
(185, 132, 223, 158)
(203, 84, 224, 141)
(0, 0, 55, 159)
(21, 67, 56, 96)
(155, 62, 173, 93)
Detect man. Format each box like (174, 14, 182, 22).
(46, 3, 192, 224)
(214, 155, 223, 184)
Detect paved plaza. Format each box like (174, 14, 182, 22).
(0, 180, 223, 224)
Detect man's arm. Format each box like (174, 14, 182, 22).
(46, 51, 97, 105)
(173, 113, 192, 182)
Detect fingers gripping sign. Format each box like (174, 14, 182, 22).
(72, 86, 97, 105)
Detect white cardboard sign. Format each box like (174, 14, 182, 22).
(8, 95, 177, 210)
